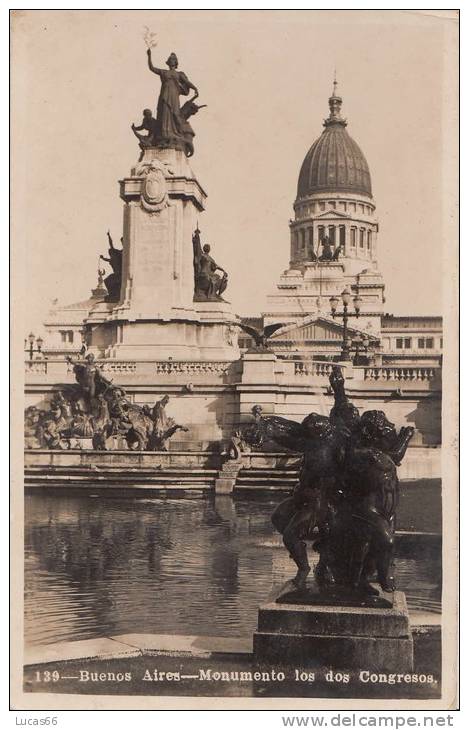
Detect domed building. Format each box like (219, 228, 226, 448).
(262, 82, 387, 359)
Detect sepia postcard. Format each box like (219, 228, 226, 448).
(10, 9, 459, 711)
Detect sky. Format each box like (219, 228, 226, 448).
(11, 10, 458, 334)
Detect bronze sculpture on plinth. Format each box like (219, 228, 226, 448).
(235, 322, 288, 351)
(192, 228, 228, 301)
(100, 232, 123, 303)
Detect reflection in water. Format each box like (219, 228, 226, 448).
(24, 491, 441, 647)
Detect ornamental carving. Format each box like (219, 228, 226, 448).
(135, 159, 171, 214)
(225, 324, 238, 347)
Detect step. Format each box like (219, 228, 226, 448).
(25, 475, 215, 484)
(25, 465, 219, 475)
(238, 472, 298, 482)
(24, 467, 218, 479)
(238, 469, 300, 475)
(237, 472, 297, 478)
(235, 483, 292, 491)
(25, 482, 212, 491)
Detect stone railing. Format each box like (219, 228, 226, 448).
(25, 358, 240, 383)
(293, 362, 334, 378)
(363, 366, 438, 382)
(288, 361, 439, 383)
(154, 361, 235, 377)
(99, 361, 138, 374)
(24, 360, 49, 374)
(24, 358, 440, 386)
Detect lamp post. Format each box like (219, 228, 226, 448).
(25, 332, 44, 361)
(329, 288, 363, 361)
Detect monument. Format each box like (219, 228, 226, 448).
(248, 366, 415, 671)
(84, 45, 239, 360)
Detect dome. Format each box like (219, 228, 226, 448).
(297, 89, 372, 199)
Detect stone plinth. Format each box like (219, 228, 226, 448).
(118, 147, 205, 318)
(241, 353, 277, 385)
(254, 590, 413, 672)
(215, 458, 243, 494)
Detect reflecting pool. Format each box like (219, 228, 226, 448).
(24, 485, 441, 647)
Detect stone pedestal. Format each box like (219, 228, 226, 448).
(86, 146, 239, 361)
(215, 458, 242, 494)
(254, 590, 413, 672)
(238, 353, 279, 424)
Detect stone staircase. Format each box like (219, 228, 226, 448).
(234, 466, 299, 492)
(24, 461, 300, 493)
(24, 464, 218, 491)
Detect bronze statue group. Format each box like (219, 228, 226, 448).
(24, 354, 188, 452)
(242, 366, 414, 598)
(131, 48, 206, 158)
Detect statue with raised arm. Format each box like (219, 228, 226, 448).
(66, 353, 112, 404)
(100, 231, 123, 303)
(192, 228, 228, 301)
(146, 48, 199, 155)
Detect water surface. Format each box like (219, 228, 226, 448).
(24, 487, 441, 647)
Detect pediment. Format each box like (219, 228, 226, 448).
(314, 209, 351, 219)
(270, 315, 374, 343)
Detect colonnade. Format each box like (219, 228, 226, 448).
(290, 220, 376, 261)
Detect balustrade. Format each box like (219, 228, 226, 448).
(293, 361, 333, 377)
(25, 358, 237, 380)
(154, 361, 233, 376)
(363, 366, 437, 381)
(24, 358, 439, 383)
(25, 360, 48, 375)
